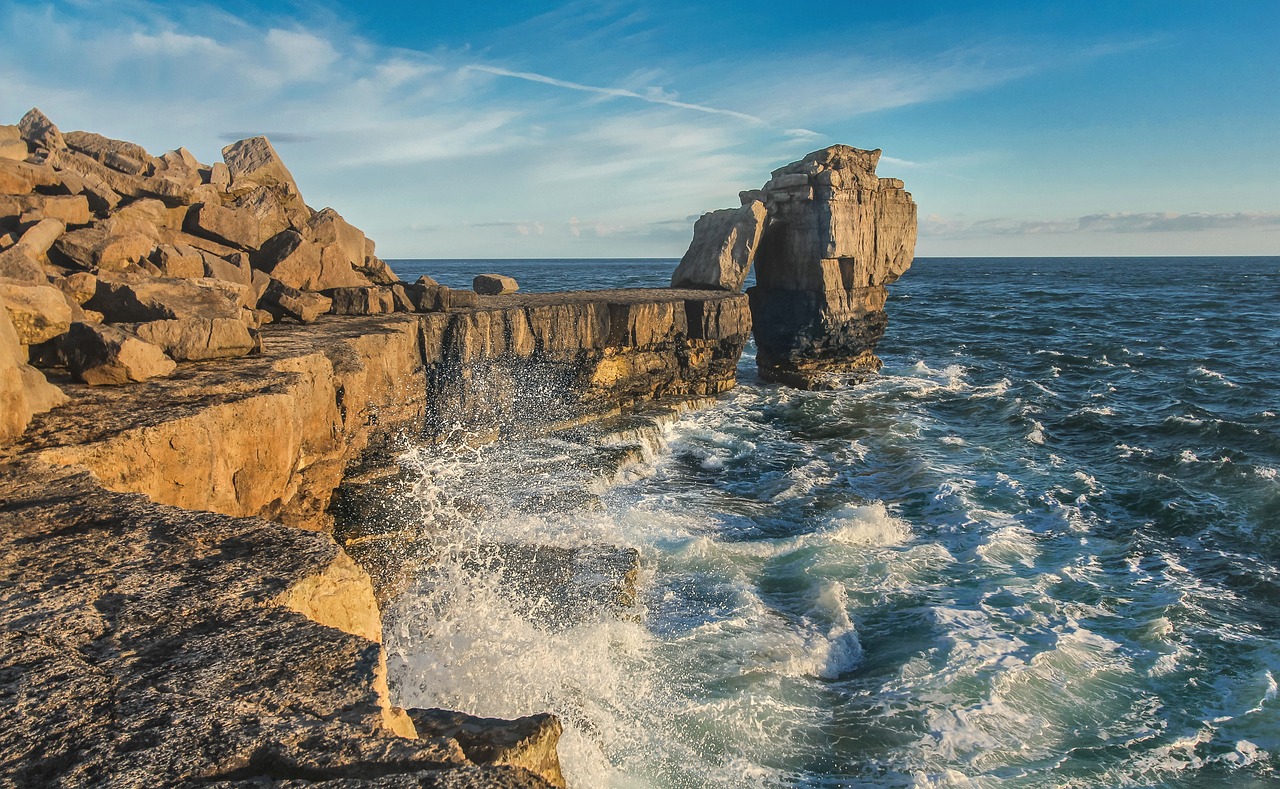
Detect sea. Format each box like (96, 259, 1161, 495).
(383, 256, 1280, 788)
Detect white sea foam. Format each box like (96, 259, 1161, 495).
(1179, 449, 1199, 463)
(1026, 420, 1046, 445)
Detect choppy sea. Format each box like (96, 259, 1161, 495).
(384, 257, 1280, 788)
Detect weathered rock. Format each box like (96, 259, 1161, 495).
(154, 242, 206, 278)
(17, 216, 65, 256)
(131, 316, 257, 361)
(261, 278, 332, 323)
(360, 255, 400, 285)
(17, 107, 64, 152)
(63, 130, 152, 176)
(473, 273, 519, 295)
(746, 145, 916, 387)
(1, 310, 39, 442)
(404, 279, 448, 312)
(221, 136, 310, 225)
(406, 709, 566, 789)
(209, 160, 231, 191)
(327, 285, 396, 315)
(307, 207, 373, 272)
(226, 183, 293, 239)
(0, 193, 90, 227)
(185, 201, 261, 249)
(0, 282, 74, 344)
(0, 157, 60, 194)
(671, 200, 767, 292)
(86, 276, 244, 323)
(0, 244, 44, 283)
(0, 125, 27, 161)
(61, 321, 176, 384)
(202, 250, 253, 287)
(56, 271, 97, 304)
(53, 225, 155, 271)
(253, 228, 372, 291)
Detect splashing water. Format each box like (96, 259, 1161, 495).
(381, 257, 1280, 787)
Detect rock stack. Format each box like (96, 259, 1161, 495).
(0, 108, 477, 444)
(672, 144, 916, 388)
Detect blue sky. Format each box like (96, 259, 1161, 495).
(2, 0, 1276, 258)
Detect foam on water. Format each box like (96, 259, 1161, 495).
(377, 256, 1280, 788)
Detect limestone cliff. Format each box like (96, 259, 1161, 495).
(672, 144, 916, 388)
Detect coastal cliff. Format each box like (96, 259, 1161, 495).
(0, 109, 751, 788)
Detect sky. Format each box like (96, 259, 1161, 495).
(1, 0, 1276, 258)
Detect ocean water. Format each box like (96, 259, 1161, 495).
(383, 257, 1280, 788)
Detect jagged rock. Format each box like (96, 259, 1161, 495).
(17, 108, 64, 152)
(746, 145, 916, 388)
(55, 271, 97, 304)
(671, 200, 767, 292)
(17, 217, 65, 256)
(390, 283, 415, 312)
(404, 279, 448, 312)
(202, 250, 253, 287)
(0, 310, 64, 442)
(261, 278, 332, 323)
(209, 160, 231, 191)
(227, 184, 293, 240)
(327, 286, 396, 315)
(154, 243, 206, 278)
(131, 316, 257, 361)
(221, 136, 310, 225)
(63, 130, 152, 176)
(185, 201, 261, 249)
(406, 709, 566, 789)
(449, 288, 480, 309)
(0, 244, 44, 283)
(0, 125, 27, 161)
(360, 255, 400, 285)
(253, 228, 371, 291)
(0, 282, 74, 344)
(62, 321, 176, 384)
(86, 276, 245, 323)
(53, 225, 155, 271)
(0, 193, 90, 227)
(306, 207, 380, 278)
(0, 157, 60, 194)
(473, 274, 519, 295)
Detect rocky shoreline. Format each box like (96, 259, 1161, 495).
(0, 110, 913, 787)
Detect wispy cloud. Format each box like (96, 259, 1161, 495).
(924, 211, 1280, 238)
(462, 64, 766, 124)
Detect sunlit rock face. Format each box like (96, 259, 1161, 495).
(747, 145, 916, 388)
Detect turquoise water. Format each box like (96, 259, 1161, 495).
(385, 257, 1280, 787)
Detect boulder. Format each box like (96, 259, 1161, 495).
(61, 321, 176, 385)
(0, 125, 27, 161)
(201, 251, 253, 287)
(131, 316, 257, 361)
(473, 273, 519, 295)
(154, 244, 206, 278)
(17, 108, 64, 152)
(260, 278, 331, 324)
(226, 185, 292, 240)
(0, 245, 44, 283)
(53, 226, 155, 271)
(449, 287, 479, 309)
(0, 309, 65, 443)
(358, 255, 399, 285)
(404, 278, 448, 312)
(185, 202, 261, 249)
(0, 283, 74, 345)
(208, 161, 231, 191)
(325, 286, 395, 315)
(252, 229, 371, 291)
(305, 207, 368, 267)
(56, 272, 97, 305)
(670, 200, 767, 292)
(86, 276, 244, 323)
(221, 136, 309, 225)
(0, 194, 90, 227)
(63, 131, 152, 177)
(406, 709, 566, 789)
(0, 158, 60, 194)
(17, 217, 65, 257)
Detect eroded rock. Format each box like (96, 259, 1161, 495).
(473, 274, 519, 295)
(670, 200, 767, 292)
(62, 321, 176, 384)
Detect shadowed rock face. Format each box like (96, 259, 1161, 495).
(748, 145, 916, 388)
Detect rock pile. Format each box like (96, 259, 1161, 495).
(0, 107, 485, 443)
(672, 144, 917, 388)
